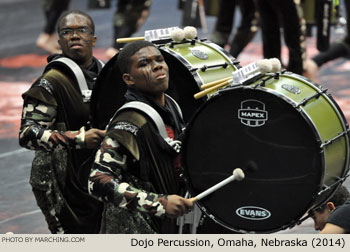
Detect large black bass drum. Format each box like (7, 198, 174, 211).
(182, 71, 350, 233)
(90, 39, 240, 129)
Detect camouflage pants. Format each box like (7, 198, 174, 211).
(30, 148, 67, 234)
(32, 188, 64, 233)
(100, 203, 157, 234)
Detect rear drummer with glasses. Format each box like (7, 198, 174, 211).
(19, 10, 105, 233)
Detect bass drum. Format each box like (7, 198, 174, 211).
(162, 39, 239, 122)
(90, 39, 240, 129)
(182, 72, 350, 233)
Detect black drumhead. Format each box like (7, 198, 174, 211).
(90, 53, 127, 129)
(182, 87, 323, 233)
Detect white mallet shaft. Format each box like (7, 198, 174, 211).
(190, 168, 245, 202)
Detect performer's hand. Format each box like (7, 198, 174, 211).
(85, 128, 106, 148)
(165, 195, 193, 218)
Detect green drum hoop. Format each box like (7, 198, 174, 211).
(250, 72, 349, 204)
(160, 39, 240, 121)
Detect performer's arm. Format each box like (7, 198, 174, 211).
(319, 223, 345, 234)
(19, 98, 87, 151)
(88, 135, 168, 217)
(88, 135, 193, 218)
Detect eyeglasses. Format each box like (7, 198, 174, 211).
(59, 27, 91, 37)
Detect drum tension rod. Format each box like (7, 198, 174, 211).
(295, 88, 328, 108)
(200, 62, 229, 72)
(190, 62, 229, 72)
(252, 74, 278, 88)
(169, 39, 196, 48)
(292, 214, 311, 227)
(317, 173, 350, 196)
(320, 128, 350, 148)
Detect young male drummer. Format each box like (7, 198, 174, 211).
(88, 40, 193, 233)
(309, 185, 350, 233)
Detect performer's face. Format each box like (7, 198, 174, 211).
(311, 209, 330, 231)
(58, 13, 96, 67)
(123, 46, 169, 97)
(310, 203, 335, 231)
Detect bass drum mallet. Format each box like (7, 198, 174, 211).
(190, 168, 245, 202)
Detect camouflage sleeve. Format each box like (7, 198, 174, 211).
(19, 98, 86, 151)
(88, 135, 167, 217)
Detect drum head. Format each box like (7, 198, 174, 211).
(182, 87, 323, 233)
(90, 53, 127, 129)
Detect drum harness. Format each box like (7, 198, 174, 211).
(44, 57, 105, 103)
(116, 94, 182, 153)
(116, 96, 202, 233)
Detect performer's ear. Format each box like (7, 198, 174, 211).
(122, 73, 134, 85)
(326, 202, 336, 211)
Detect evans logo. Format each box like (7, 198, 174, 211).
(236, 206, 271, 220)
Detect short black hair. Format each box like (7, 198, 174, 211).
(315, 185, 350, 213)
(57, 10, 95, 35)
(117, 40, 157, 74)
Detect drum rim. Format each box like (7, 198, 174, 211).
(245, 72, 350, 189)
(292, 74, 350, 207)
(160, 45, 203, 89)
(182, 73, 350, 233)
(284, 73, 350, 193)
(182, 85, 325, 233)
(204, 39, 239, 66)
(159, 40, 240, 89)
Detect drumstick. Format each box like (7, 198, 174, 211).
(195, 59, 281, 99)
(200, 76, 232, 90)
(116, 37, 145, 43)
(194, 78, 231, 99)
(117, 27, 184, 44)
(190, 168, 245, 203)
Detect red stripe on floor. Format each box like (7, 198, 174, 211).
(0, 54, 48, 68)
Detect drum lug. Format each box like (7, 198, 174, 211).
(295, 88, 328, 108)
(189, 62, 231, 73)
(317, 174, 350, 196)
(320, 128, 350, 148)
(200, 62, 229, 72)
(274, 72, 280, 80)
(169, 39, 197, 48)
(252, 73, 277, 88)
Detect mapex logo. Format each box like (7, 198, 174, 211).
(238, 100, 268, 127)
(236, 206, 271, 220)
